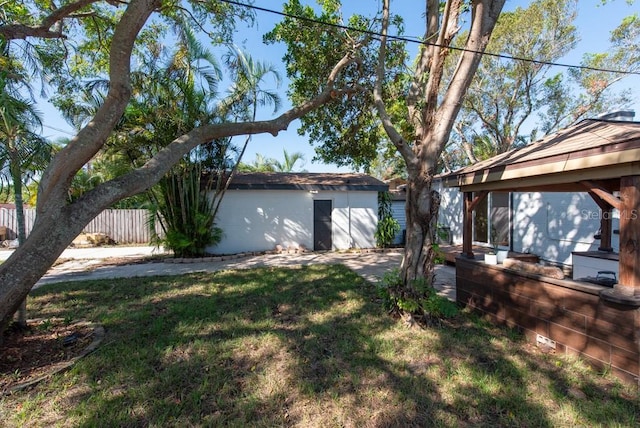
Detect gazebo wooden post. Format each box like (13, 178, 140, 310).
(598, 206, 613, 252)
(587, 191, 613, 252)
(462, 191, 489, 259)
(462, 192, 474, 258)
(618, 175, 640, 293)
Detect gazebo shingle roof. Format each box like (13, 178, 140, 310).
(441, 118, 640, 192)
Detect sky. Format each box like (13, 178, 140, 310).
(38, 0, 640, 173)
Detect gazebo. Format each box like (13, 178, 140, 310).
(441, 116, 640, 383)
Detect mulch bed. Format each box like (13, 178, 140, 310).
(1, 319, 102, 394)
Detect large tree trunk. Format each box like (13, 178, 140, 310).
(0, 0, 161, 336)
(400, 170, 440, 288)
(375, 0, 505, 293)
(0, 203, 95, 335)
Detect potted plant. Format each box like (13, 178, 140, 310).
(484, 251, 498, 265)
(497, 248, 509, 264)
(484, 226, 506, 265)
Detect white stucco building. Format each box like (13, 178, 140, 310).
(209, 172, 387, 254)
(433, 182, 619, 270)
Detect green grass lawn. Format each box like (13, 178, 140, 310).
(1, 264, 638, 427)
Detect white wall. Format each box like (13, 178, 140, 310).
(391, 200, 406, 244)
(210, 189, 379, 254)
(434, 180, 464, 244)
(332, 191, 379, 250)
(512, 192, 619, 266)
(435, 184, 619, 267)
(211, 190, 311, 254)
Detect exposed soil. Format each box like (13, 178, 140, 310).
(1, 319, 99, 394)
(52, 255, 164, 269)
(0, 257, 147, 394)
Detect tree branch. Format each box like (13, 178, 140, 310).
(0, 0, 104, 40)
(406, 0, 440, 130)
(61, 46, 362, 211)
(422, 0, 462, 134)
(36, 0, 160, 216)
(453, 123, 478, 163)
(432, 0, 506, 152)
(373, 0, 416, 169)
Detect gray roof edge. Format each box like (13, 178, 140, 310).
(227, 183, 388, 192)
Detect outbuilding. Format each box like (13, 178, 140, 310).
(209, 172, 387, 254)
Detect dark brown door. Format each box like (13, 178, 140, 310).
(313, 200, 332, 251)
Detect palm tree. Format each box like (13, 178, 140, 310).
(271, 149, 306, 172)
(209, 48, 282, 218)
(0, 76, 53, 327)
(91, 25, 233, 256)
(237, 149, 307, 173)
(221, 46, 282, 122)
(237, 153, 277, 172)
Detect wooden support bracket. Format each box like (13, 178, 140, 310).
(580, 180, 621, 210)
(468, 190, 489, 212)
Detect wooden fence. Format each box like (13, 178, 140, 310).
(0, 208, 159, 244)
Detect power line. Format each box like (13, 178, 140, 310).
(220, 0, 640, 77)
(42, 124, 75, 136)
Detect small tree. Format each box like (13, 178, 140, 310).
(271, 149, 306, 172)
(453, 0, 579, 160)
(449, 0, 638, 164)
(375, 191, 400, 248)
(150, 164, 222, 258)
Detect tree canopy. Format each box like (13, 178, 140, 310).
(0, 0, 364, 333)
(444, 0, 639, 167)
(268, 0, 507, 321)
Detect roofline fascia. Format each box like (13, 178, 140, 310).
(226, 184, 389, 192)
(442, 148, 640, 189)
(454, 162, 640, 193)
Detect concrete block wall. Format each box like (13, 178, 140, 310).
(456, 257, 640, 384)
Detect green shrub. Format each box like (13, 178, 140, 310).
(377, 268, 459, 320)
(149, 164, 223, 258)
(375, 216, 401, 248)
(432, 243, 445, 264)
(375, 191, 401, 247)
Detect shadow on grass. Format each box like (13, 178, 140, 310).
(9, 265, 638, 427)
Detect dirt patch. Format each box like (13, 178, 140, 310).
(1, 319, 103, 394)
(53, 255, 164, 269)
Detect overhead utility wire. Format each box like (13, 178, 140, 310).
(43, 124, 75, 136)
(220, 0, 640, 77)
